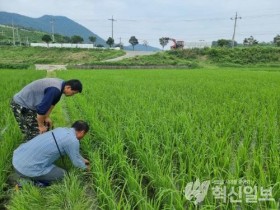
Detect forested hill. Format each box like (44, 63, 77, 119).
(0, 11, 106, 45)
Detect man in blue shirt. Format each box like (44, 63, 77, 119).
(10, 78, 83, 140)
(12, 120, 90, 184)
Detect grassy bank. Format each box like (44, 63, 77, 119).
(0, 46, 125, 69)
(1, 46, 280, 70)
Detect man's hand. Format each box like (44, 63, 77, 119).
(84, 158, 90, 165)
(44, 117, 53, 130)
(37, 114, 52, 134)
(84, 158, 90, 171)
(38, 125, 48, 134)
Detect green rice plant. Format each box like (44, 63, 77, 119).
(7, 172, 95, 210)
(66, 97, 157, 209)
(6, 183, 46, 210)
(45, 173, 95, 210)
(41, 68, 280, 209)
(0, 70, 45, 196)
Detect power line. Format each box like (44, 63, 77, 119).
(89, 11, 278, 46)
(78, 13, 280, 23)
(243, 13, 280, 19)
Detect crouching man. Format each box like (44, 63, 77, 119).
(12, 120, 90, 185)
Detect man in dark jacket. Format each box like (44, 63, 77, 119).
(10, 78, 82, 140)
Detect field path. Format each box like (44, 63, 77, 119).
(104, 50, 157, 62)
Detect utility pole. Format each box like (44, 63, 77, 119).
(50, 19, 55, 42)
(12, 19, 15, 46)
(143, 40, 148, 50)
(231, 12, 241, 48)
(108, 16, 116, 39)
(26, 37, 29, 46)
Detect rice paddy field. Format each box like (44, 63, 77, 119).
(0, 68, 279, 209)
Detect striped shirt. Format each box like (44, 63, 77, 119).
(12, 127, 86, 177)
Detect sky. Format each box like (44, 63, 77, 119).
(0, 0, 279, 48)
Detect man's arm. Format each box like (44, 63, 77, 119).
(64, 142, 87, 170)
(45, 105, 55, 128)
(37, 114, 47, 133)
(37, 105, 54, 132)
(36, 87, 60, 133)
(45, 105, 55, 117)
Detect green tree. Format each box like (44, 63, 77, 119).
(243, 36, 258, 46)
(53, 35, 71, 47)
(273, 34, 280, 47)
(106, 37, 114, 48)
(63, 36, 71, 43)
(129, 36, 139, 51)
(71, 35, 84, 44)
(217, 39, 232, 47)
(53, 34, 66, 43)
(42, 34, 52, 47)
(159, 37, 169, 50)
(89, 36, 96, 47)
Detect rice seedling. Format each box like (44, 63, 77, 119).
(3, 67, 280, 209)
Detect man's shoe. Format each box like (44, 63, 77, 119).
(32, 180, 50, 188)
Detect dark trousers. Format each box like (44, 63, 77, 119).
(10, 100, 39, 140)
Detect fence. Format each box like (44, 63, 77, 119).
(30, 43, 120, 50)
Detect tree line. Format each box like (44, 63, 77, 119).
(42, 34, 141, 50)
(158, 35, 280, 49)
(3, 30, 280, 49)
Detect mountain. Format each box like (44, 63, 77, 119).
(0, 11, 106, 45)
(0, 11, 160, 51)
